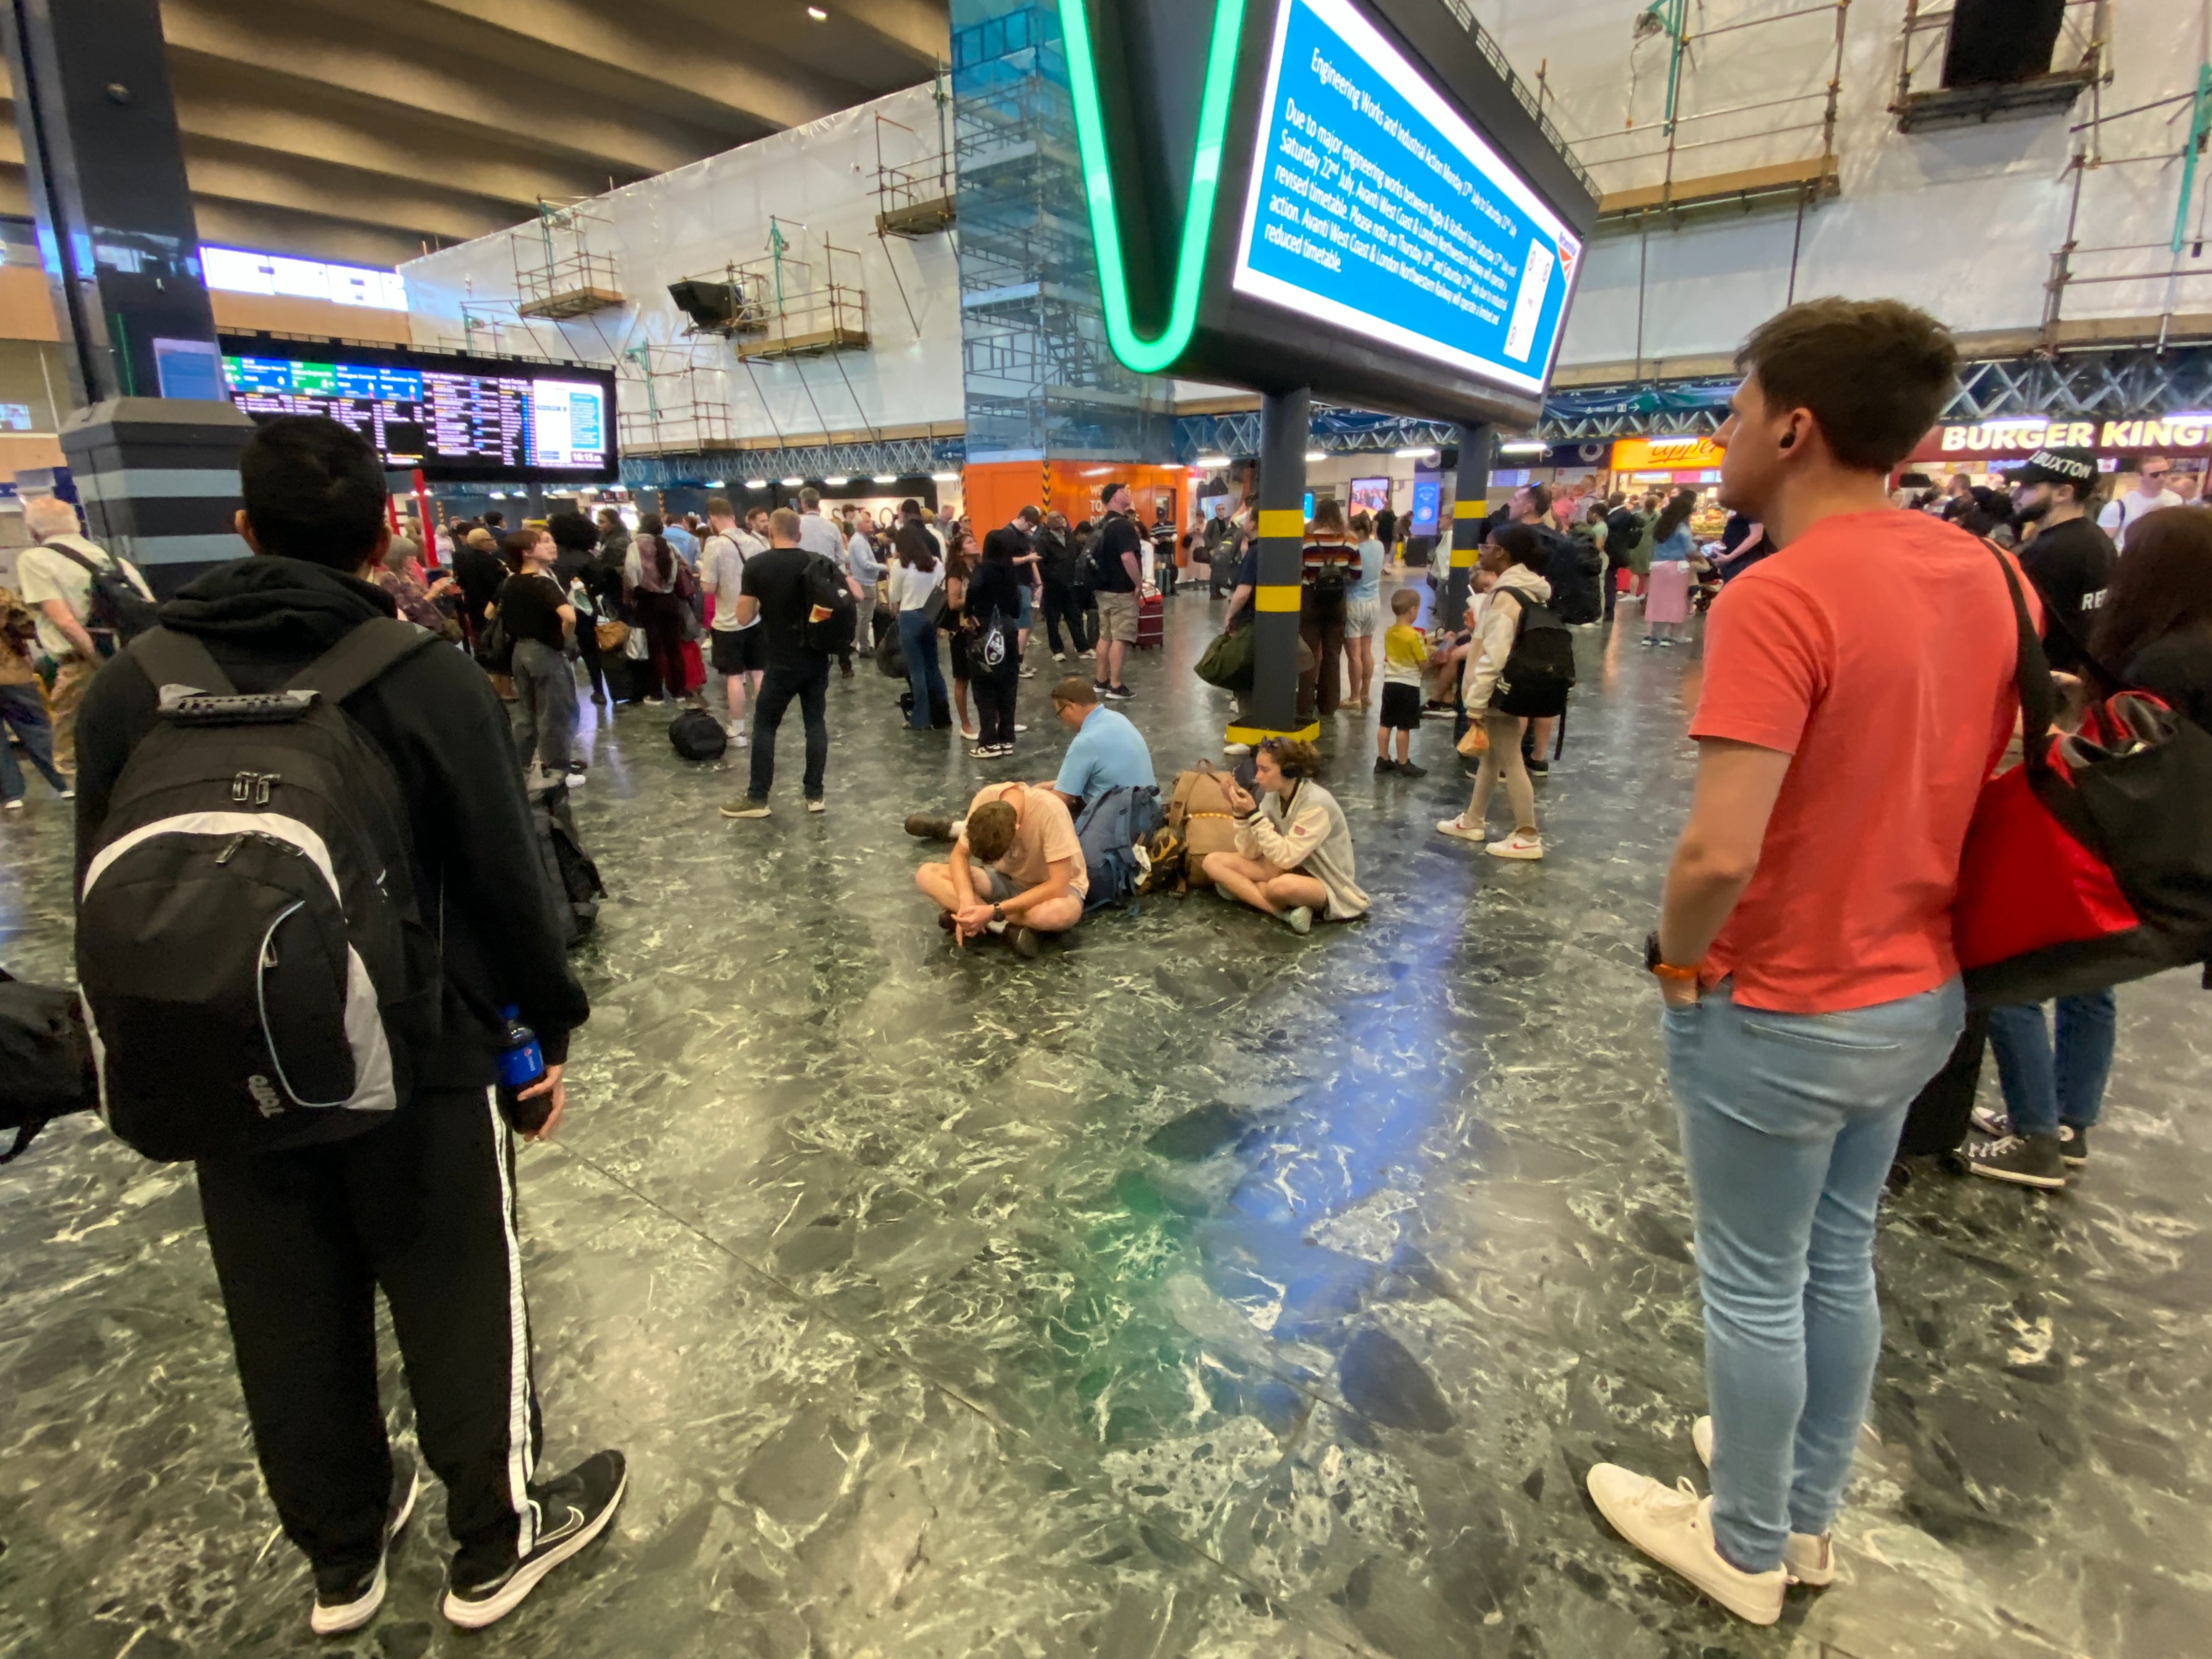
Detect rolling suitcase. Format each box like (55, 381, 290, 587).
(1135, 591, 1164, 650)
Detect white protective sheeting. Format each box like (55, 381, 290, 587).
(402, 85, 963, 452)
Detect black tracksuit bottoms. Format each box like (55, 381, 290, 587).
(194, 1086, 543, 1580)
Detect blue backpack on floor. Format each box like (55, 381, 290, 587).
(1075, 785, 1161, 910)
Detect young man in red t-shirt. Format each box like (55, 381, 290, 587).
(1586, 299, 2026, 1624)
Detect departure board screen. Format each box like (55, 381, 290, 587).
(217, 336, 618, 483)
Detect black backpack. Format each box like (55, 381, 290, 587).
(800, 553, 856, 654)
(669, 706, 728, 761)
(0, 967, 97, 1164)
(1489, 587, 1577, 718)
(75, 623, 443, 1162)
(46, 538, 161, 644)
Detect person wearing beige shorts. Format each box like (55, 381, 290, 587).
(1095, 589, 1139, 645)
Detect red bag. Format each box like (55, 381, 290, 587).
(1953, 549, 2212, 1006)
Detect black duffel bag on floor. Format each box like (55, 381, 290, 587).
(669, 707, 729, 761)
(1, 968, 98, 1164)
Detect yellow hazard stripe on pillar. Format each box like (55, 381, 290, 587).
(1257, 509, 1306, 538)
(1255, 584, 1301, 612)
(1449, 545, 1477, 567)
(1453, 499, 1486, 519)
(1225, 720, 1322, 744)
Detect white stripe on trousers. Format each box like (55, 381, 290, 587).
(486, 1087, 538, 1555)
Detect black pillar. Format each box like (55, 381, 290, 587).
(1229, 387, 1314, 743)
(1446, 423, 1494, 632)
(4, 0, 220, 405)
(6, 0, 254, 595)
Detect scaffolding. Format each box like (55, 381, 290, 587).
(2043, 47, 2212, 350)
(1893, 1, 2107, 134)
(614, 343, 737, 457)
(951, 1, 1169, 462)
(1560, 1, 1849, 226)
(674, 223, 870, 360)
(874, 98, 956, 239)
(511, 199, 624, 321)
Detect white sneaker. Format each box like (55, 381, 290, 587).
(1689, 1418, 1837, 1586)
(1486, 831, 1544, 860)
(1051, 652, 1067, 662)
(1585, 1465, 1786, 1626)
(960, 726, 980, 741)
(1435, 816, 1484, 843)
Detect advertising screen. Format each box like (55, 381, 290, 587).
(1349, 476, 1390, 514)
(1231, 0, 1583, 400)
(220, 342, 617, 483)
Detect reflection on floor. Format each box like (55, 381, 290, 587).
(3, 588, 2209, 1659)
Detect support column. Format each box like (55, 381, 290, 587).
(6, 0, 252, 595)
(1445, 423, 1494, 631)
(1228, 387, 1317, 744)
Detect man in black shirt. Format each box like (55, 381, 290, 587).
(723, 508, 834, 817)
(72, 416, 618, 1636)
(1150, 498, 1179, 598)
(1090, 482, 1144, 700)
(2010, 446, 2115, 676)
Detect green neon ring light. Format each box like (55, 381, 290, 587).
(1059, 0, 1248, 376)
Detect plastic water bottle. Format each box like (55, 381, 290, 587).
(495, 1005, 551, 1134)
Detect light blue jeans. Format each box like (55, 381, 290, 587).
(1664, 977, 1964, 1572)
(1986, 991, 2117, 1139)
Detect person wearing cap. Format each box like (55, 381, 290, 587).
(2008, 446, 2115, 677)
(2097, 454, 2182, 550)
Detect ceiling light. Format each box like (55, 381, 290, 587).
(1306, 450, 1327, 463)
(822, 475, 848, 486)
(806, 5, 827, 18)
(931, 471, 960, 483)
(704, 479, 727, 487)
(488, 490, 506, 499)
(1395, 446, 1439, 460)
(873, 473, 898, 484)
(1196, 454, 1229, 468)
(780, 476, 804, 487)
(743, 478, 768, 489)
(1497, 442, 1549, 459)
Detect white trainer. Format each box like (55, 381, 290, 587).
(1486, 831, 1544, 860)
(1585, 1465, 1786, 1626)
(1690, 1418, 1837, 1586)
(1436, 816, 1484, 843)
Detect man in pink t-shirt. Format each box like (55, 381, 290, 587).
(1585, 300, 2026, 1626)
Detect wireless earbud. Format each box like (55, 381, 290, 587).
(1778, 431, 1796, 450)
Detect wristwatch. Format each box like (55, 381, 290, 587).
(991, 903, 1005, 924)
(1645, 930, 1700, 984)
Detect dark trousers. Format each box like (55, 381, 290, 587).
(1042, 578, 1088, 655)
(748, 655, 831, 803)
(1299, 606, 1347, 718)
(1075, 587, 1099, 653)
(1156, 549, 1178, 597)
(194, 1087, 541, 1581)
(973, 668, 1018, 746)
(574, 614, 606, 699)
(0, 681, 66, 800)
(635, 592, 687, 700)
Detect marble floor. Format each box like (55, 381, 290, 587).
(3, 588, 2210, 1659)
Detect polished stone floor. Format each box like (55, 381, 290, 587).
(3, 587, 2210, 1659)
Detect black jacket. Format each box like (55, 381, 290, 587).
(72, 556, 590, 1080)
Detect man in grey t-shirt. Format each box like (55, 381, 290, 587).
(703, 496, 767, 743)
(796, 487, 865, 677)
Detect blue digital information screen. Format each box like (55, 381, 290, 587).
(1232, 0, 1583, 399)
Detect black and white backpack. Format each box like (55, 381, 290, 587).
(77, 622, 442, 1161)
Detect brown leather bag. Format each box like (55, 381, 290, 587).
(595, 618, 630, 655)
(1164, 762, 1241, 886)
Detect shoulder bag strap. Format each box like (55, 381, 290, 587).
(287, 617, 437, 703)
(44, 540, 104, 578)
(129, 626, 236, 696)
(1986, 543, 2057, 774)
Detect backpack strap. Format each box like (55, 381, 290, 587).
(287, 618, 437, 703)
(130, 626, 238, 696)
(44, 539, 105, 578)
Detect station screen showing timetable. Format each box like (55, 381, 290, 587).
(220, 347, 616, 483)
(1231, 0, 1583, 399)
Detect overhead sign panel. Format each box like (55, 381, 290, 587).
(1062, 0, 1598, 429)
(218, 335, 618, 484)
(1231, 0, 1580, 399)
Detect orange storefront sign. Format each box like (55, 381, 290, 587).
(1609, 435, 1725, 472)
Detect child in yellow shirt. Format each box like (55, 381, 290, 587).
(1376, 587, 1429, 776)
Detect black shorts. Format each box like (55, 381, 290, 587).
(1380, 681, 1422, 731)
(712, 626, 765, 675)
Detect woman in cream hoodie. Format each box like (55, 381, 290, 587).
(1438, 524, 1551, 861)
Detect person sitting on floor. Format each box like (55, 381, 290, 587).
(913, 782, 1087, 957)
(1044, 675, 1153, 812)
(1199, 738, 1369, 934)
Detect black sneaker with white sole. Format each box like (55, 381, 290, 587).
(310, 1450, 420, 1637)
(2060, 1123, 2090, 1167)
(1965, 1132, 2067, 1189)
(441, 1450, 627, 1631)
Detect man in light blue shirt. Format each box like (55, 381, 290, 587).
(796, 486, 864, 673)
(842, 505, 884, 652)
(660, 515, 699, 566)
(1048, 676, 1154, 812)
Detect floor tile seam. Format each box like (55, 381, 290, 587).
(546, 1138, 1366, 1636)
